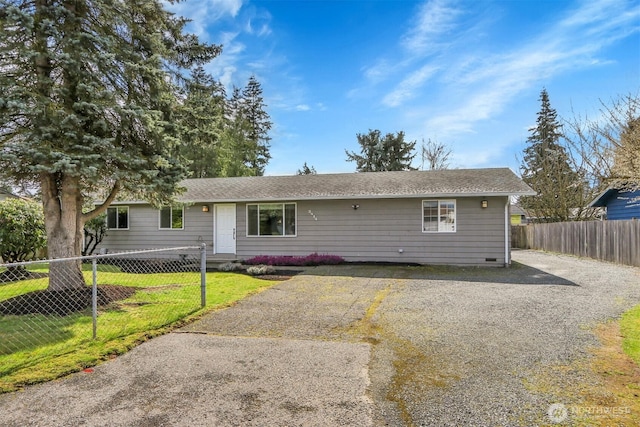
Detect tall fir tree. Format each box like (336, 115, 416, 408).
(218, 77, 272, 176)
(219, 86, 254, 177)
(241, 76, 272, 176)
(519, 89, 584, 222)
(179, 66, 227, 178)
(346, 130, 417, 172)
(296, 162, 317, 175)
(0, 0, 219, 290)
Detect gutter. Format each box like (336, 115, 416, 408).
(504, 200, 510, 267)
(112, 191, 537, 205)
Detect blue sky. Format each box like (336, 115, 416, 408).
(169, 0, 640, 176)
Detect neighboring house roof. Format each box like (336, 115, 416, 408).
(510, 204, 529, 217)
(588, 185, 640, 220)
(588, 186, 639, 207)
(170, 168, 535, 203)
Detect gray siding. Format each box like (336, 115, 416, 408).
(236, 197, 509, 266)
(98, 203, 214, 253)
(98, 197, 509, 265)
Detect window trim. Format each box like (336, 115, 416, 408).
(422, 199, 456, 233)
(158, 206, 185, 230)
(106, 206, 130, 230)
(246, 202, 297, 237)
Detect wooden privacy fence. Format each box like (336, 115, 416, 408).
(512, 220, 640, 267)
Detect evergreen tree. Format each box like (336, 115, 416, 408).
(0, 0, 219, 290)
(519, 89, 584, 222)
(241, 76, 272, 176)
(346, 130, 417, 172)
(217, 79, 273, 177)
(179, 66, 227, 178)
(296, 162, 317, 175)
(219, 86, 254, 177)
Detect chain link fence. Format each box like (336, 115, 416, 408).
(0, 245, 206, 363)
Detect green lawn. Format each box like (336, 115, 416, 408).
(0, 267, 276, 393)
(620, 303, 640, 365)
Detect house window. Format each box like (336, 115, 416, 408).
(423, 200, 456, 232)
(159, 206, 184, 230)
(106, 206, 129, 230)
(247, 203, 296, 237)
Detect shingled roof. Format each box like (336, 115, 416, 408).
(176, 168, 534, 202)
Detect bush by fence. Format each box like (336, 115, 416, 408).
(0, 246, 206, 371)
(512, 220, 640, 267)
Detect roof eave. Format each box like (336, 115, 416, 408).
(178, 191, 537, 203)
(588, 188, 617, 207)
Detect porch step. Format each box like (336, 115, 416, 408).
(206, 256, 240, 270)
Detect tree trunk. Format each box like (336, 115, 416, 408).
(41, 173, 86, 291)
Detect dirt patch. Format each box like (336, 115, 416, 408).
(253, 272, 300, 281)
(0, 285, 137, 316)
(0, 269, 48, 283)
(237, 270, 303, 281)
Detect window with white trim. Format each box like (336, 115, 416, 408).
(423, 200, 456, 232)
(106, 206, 129, 230)
(247, 203, 296, 236)
(159, 206, 184, 230)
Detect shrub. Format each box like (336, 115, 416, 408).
(83, 213, 107, 256)
(246, 264, 276, 276)
(218, 262, 243, 272)
(244, 253, 344, 266)
(0, 198, 47, 263)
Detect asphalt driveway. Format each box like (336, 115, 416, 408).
(1, 250, 639, 426)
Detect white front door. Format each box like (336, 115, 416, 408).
(215, 204, 236, 254)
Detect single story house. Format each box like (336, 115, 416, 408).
(97, 168, 535, 266)
(509, 204, 530, 225)
(589, 186, 640, 220)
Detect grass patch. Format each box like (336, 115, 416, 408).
(524, 309, 640, 427)
(0, 270, 276, 393)
(620, 304, 640, 365)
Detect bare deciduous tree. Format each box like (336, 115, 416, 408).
(564, 93, 639, 188)
(421, 138, 452, 170)
(563, 92, 639, 213)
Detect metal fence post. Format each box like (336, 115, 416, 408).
(92, 256, 98, 339)
(200, 243, 207, 307)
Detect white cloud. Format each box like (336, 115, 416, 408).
(217, 66, 238, 90)
(363, 59, 398, 83)
(295, 104, 310, 111)
(401, 0, 462, 54)
(178, 3, 277, 90)
(166, 0, 244, 39)
(246, 12, 273, 37)
(382, 65, 439, 107)
(417, 0, 640, 140)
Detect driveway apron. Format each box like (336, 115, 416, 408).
(1, 251, 639, 426)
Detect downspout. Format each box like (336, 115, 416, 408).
(504, 198, 510, 267)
